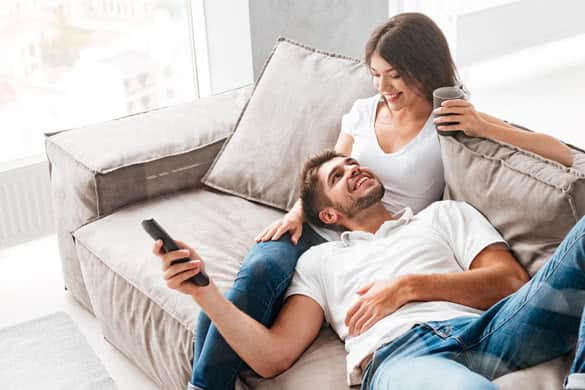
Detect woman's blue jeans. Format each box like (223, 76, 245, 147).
(189, 224, 325, 390)
(362, 216, 585, 390)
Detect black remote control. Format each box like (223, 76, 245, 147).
(142, 218, 210, 286)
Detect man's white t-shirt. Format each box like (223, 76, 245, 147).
(285, 201, 507, 385)
(310, 94, 445, 242)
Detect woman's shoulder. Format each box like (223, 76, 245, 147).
(350, 94, 380, 112)
(342, 94, 380, 134)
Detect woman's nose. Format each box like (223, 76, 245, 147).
(378, 74, 392, 91)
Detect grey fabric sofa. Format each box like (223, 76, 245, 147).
(46, 40, 585, 390)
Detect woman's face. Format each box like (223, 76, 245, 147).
(369, 52, 425, 112)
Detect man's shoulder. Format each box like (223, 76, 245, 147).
(353, 94, 379, 107)
(347, 94, 379, 116)
(418, 200, 474, 216)
(298, 241, 343, 268)
(301, 241, 343, 259)
(415, 200, 481, 228)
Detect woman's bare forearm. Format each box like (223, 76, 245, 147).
(478, 113, 573, 167)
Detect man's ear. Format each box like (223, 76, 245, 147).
(319, 207, 340, 226)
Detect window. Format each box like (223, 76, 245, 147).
(0, 0, 198, 165)
(140, 95, 151, 110)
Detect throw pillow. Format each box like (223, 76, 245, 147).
(441, 133, 585, 275)
(202, 38, 376, 211)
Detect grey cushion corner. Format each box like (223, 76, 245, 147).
(440, 133, 585, 275)
(202, 38, 376, 212)
(48, 87, 252, 175)
(48, 87, 252, 220)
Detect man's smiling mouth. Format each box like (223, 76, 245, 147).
(351, 175, 371, 191)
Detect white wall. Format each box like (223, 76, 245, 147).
(248, 0, 388, 78)
(455, 1, 585, 148)
(193, 0, 254, 96)
(455, 0, 585, 67)
(195, 0, 388, 95)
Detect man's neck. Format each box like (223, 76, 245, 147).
(344, 203, 395, 234)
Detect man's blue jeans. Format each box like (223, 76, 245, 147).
(189, 224, 325, 390)
(362, 216, 585, 390)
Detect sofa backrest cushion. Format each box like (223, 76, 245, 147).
(202, 38, 376, 211)
(441, 133, 585, 275)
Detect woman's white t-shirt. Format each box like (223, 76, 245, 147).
(310, 94, 445, 241)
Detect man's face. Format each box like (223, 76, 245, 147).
(317, 157, 385, 223)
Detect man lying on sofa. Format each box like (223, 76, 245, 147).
(154, 150, 585, 390)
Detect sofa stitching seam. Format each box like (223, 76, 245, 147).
(97, 136, 229, 174)
(451, 136, 585, 179)
(276, 37, 363, 63)
(46, 140, 101, 218)
(449, 138, 585, 191)
(46, 139, 98, 175)
(202, 180, 289, 212)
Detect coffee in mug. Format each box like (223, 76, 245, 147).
(432, 86, 466, 136)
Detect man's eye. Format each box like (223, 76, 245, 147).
(334, 173, 342, 182)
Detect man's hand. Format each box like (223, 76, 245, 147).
(152, 239, 212, 297)
(345, 277, 413, 337)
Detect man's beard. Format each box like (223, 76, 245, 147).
(334, 178, 385, 218)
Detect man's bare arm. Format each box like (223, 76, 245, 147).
(346, 243, 529, 336)
(195, 287, 324, 377)
(405, 243, 529, 310)
(154, 238, 324, 378)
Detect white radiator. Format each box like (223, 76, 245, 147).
(0, 160, 54, 249)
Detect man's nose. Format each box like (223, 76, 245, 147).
(348, 165, 360, 177)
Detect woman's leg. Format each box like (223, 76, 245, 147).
(189, 225, 325, 390)
(193, 309, 212, 364)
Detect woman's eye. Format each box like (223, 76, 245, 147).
(391, 74, 401, 79)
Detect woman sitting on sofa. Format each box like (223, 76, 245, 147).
(189, 12, 574, 390)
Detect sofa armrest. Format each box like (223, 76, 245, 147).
(45, 85, 252, 312)
(46, 85, 252, 223)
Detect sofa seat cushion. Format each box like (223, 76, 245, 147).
(240, 352, 572, 390)
(73, 188, 284, 327)
(72, 188, 283, 388)
(72, 187, 573, 390)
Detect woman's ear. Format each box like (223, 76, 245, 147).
(319, 208, 339, 225)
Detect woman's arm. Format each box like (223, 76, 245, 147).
(334, 132, 354, 155)
(434, 99, 574, 167)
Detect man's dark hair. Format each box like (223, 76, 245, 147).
(365, 12, 459, 103)
(300, 150, 345, 228)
